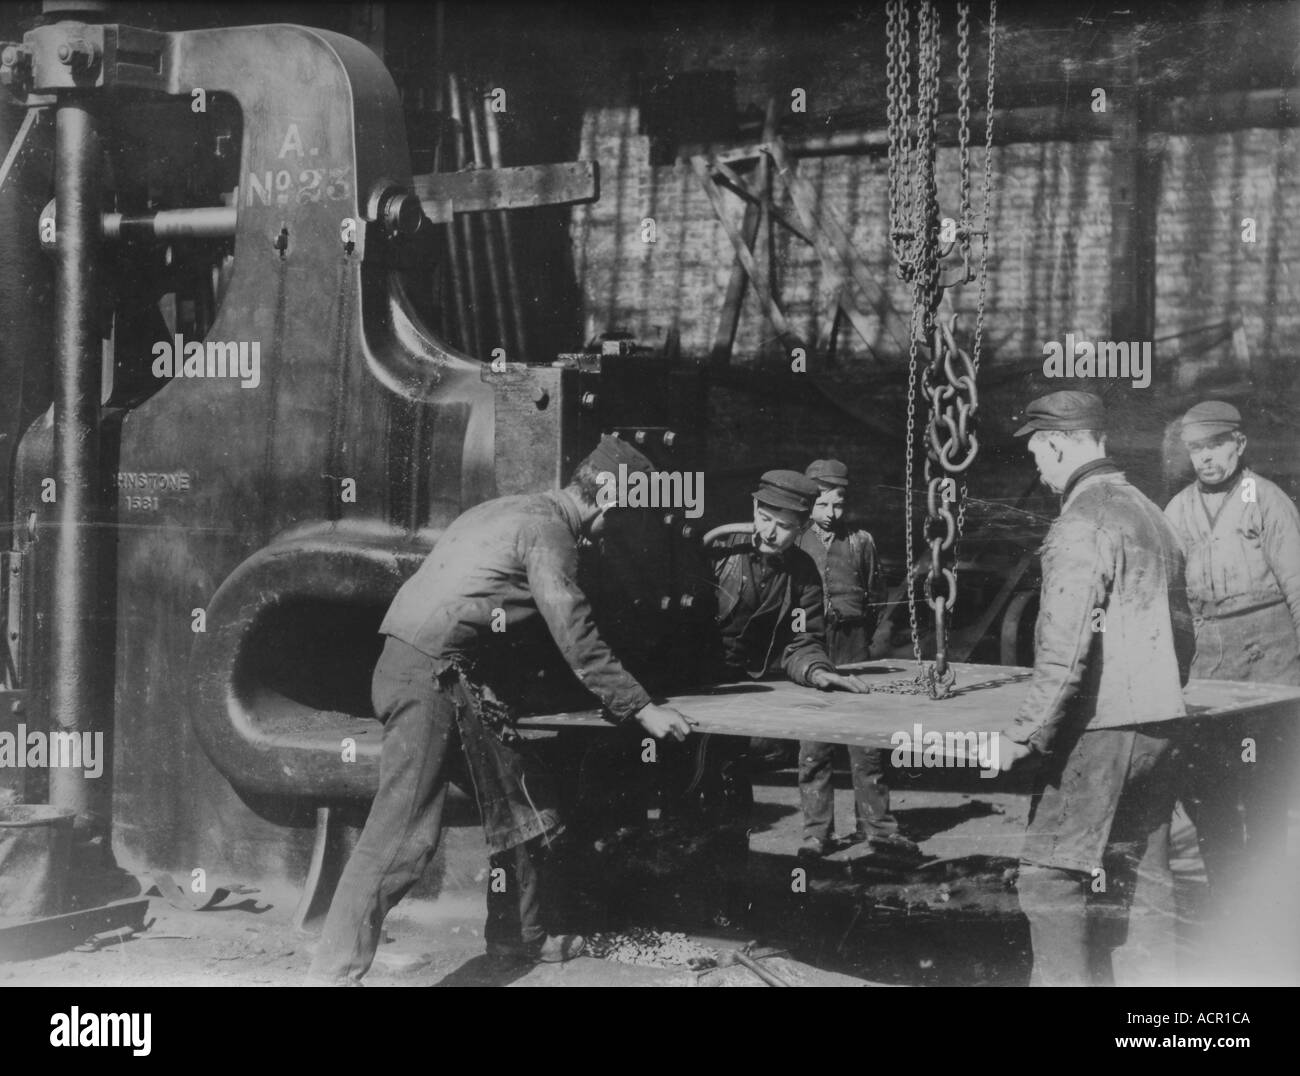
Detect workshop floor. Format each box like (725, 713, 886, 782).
(2, 773, 1295, 987)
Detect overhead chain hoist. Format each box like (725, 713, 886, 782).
(885, 0, 996, 698)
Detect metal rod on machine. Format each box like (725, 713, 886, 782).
(448, 74, 485, 357)
(468, 95, 510, 357)
(49, 97, 104, 829)
(483, 101, 527, 359)
(431, 80, 468, 350)
(101, 206, 236, 240)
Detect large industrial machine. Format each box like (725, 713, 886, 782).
(0, 2, 711, 908)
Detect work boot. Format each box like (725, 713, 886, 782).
(796, 836, 828, 860)
(486, 933, 586, 964)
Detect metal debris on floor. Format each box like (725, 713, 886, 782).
(584, 928, 719, 969)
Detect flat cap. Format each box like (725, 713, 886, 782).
(1179, 400, 1242, 441)
(580, 432, 655, 477)
(1013, 391, 1106, 437)
(754, 469, 819, 513)
(805, 458, 849, 488)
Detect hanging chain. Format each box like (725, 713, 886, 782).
(886, 1, 904, 263)
(955, 2, 973, 273)
(955, 0, 996, 554)
(887, 0, 995, 699)
(972, 0, 996, 380)
(904, 299, 922, 668)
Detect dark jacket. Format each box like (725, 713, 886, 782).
(797, 524, 886, 664)
(380, 490, 652, 722)
(797, 525, 884, 624)
(1007, 466, 1196, 755)
(710, 532, 836, 686)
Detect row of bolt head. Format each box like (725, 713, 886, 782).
(606, 426, 678, 448)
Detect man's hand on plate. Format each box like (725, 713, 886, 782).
(635, 702, 695, 741)
(808, 668, 872, 694)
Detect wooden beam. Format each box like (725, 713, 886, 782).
(1108, 34, 1160, 348)
(693, 88, 1300, 163)
(767, 139, 908, 356)
(709, 172, 765, 369)
(691, 155, 801, 353)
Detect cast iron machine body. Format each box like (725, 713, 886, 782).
(0, 11, 708, 890)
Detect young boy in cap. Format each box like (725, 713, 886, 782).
(308, 435, 693, 985)
(991, 391, 1195, 985)
(795, 460, 913, 859)
(1164, 401, 1300, 906)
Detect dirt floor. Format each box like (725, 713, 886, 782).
(2, 767, 1295, 987)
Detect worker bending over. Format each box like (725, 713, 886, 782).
(308, 435, 692, 985)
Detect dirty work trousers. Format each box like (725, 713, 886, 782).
(1017, 726, 1178, 986)
(1181, 602, 1300, 903)
(797, 619, 897, 843)
(797, 742, 897, 843)
(309, 637, 561, 984)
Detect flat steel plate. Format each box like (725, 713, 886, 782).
(515, 662, 1300, 753)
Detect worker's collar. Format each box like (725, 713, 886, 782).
(1196, 464, 1246, 496)
(750, 542, 795, 565)
(810, 522, 838, 545)
(545, 489, 584, 538)
(1061, 457, 1123, 503)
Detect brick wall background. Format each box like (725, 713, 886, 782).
(569, 103, 1300, 528)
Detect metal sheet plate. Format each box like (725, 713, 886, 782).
(515, 661, 1300, 750)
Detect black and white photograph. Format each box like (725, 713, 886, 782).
(0, 0, 1297, 1023)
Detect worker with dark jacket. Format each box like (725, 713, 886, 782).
(307, 435, 693, 985)
(994, 391, 1195, 987)
(711, 470, 871, 695)
(795, 459, 914, 859)
(1164, 401, 1300, 908)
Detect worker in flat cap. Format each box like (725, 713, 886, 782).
(709, 470, 871, 694)
(992, 391, 1195, 985)
(1164, 401, 1300, 927)
(684, 470, 872, 834)
(308, 434, 694, 984)
(794, 459, 915, 859)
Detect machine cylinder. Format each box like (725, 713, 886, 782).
(48, 98, 107, 831)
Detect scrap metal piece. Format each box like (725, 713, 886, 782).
(293, 805, 348, 934)
(73, 925, 136, 951)
(148, 872, 259, 912)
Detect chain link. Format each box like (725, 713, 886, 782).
(955, 0, 996, 559)
(956, 2, 973, 272)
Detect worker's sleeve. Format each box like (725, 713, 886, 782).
(1261, 484, 1300, 643)
(1162, 498, 1188, 553)
(1006, 515, 1113, 755)
(781, 562, 837, 686)
(1161, 497, 1197, 684)
(522, 520, 652, 722)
